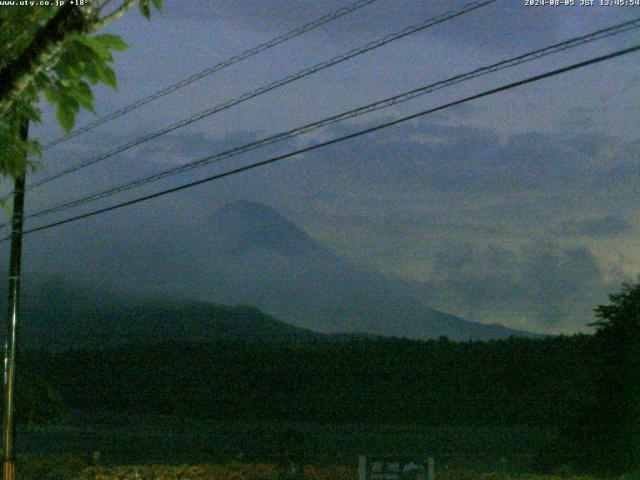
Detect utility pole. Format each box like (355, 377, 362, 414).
(2, 118, 28, 480)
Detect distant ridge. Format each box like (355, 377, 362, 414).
(0, 282, 539, 350)
(0, 200, 543, 348)
(200, 200, 543, 341)
(7, 294, 327, 350)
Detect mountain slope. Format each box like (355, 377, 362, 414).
(184, 200, 539, 340)
(0, 279, 330, 349)
(0, 201, 540, 347)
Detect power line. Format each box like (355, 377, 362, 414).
(24, 0, 496, 192)
(21, 16, 640, 222)
(39, 0, 381, 151)
(9, 43, 638, 241)
(9, 0, 496, 201)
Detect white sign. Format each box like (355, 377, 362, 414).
(358, 455, 435, 480)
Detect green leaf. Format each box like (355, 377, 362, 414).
(92, 34, 129, 52)
(75, 81, 94, 103)
(26, 139, 41, 159)
(139, 0, 151, 19)
(43, 85, 59, 105)
(57, 46, 84, 79)
(66, 81, 96, 114)
(82, 60, 100, 84)
(100, 65, 117, 89)
(86, 54, 111, 86)
(34, 71, 50, 88)
(152, 0, 163, 11)
(73, 38, 110, 63)
(26, 104, 41, 124)
(104, 72, 117, 90)
(72, 41, 100, 65)
(55, 59, 82, 83)
(56, 107, 73, 133)
(56, 96, 79, 133)
(26, 139, 43, 171)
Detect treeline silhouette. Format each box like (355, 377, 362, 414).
(21, 335, 594, 426)
(10, 277, 640, 475)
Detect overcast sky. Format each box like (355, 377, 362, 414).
(3, 0, 640, 335)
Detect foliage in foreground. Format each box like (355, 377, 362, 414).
(70, 464, 639, 480)
(0, 0, 162, 178)
(12, 455, 640, 480)
(74, 463, 350, 480)
(542, 279, 640, 475)
(16, 454, 87, 480)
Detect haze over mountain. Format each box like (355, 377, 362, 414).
(193, 200, 538, 340)
(16, 0, 635, 337)
(139, 200, 540, 340)
(1, 200, 540, 348)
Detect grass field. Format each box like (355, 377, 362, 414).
(16, 415, 555, 473)
(17, 460, 633, 480)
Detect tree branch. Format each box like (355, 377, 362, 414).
(0, 0, 137, 119)
(92, 0, 136, 31)
(0, 4, 90, 118)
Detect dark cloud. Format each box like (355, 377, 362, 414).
(558, 215, 632, 237)
(132, 130, 267, 165)
(566, 132, 613, 156)
(303, 119, 637, 201)
(164, 0, 637, 56)
(425, 241, 617, 329)
(165, 0, 561, 53)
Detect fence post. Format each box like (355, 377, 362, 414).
(358, 455, 366, 480)
(427, 457, 435, 480)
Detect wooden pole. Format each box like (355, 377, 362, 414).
(2, 118, 28, 480)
